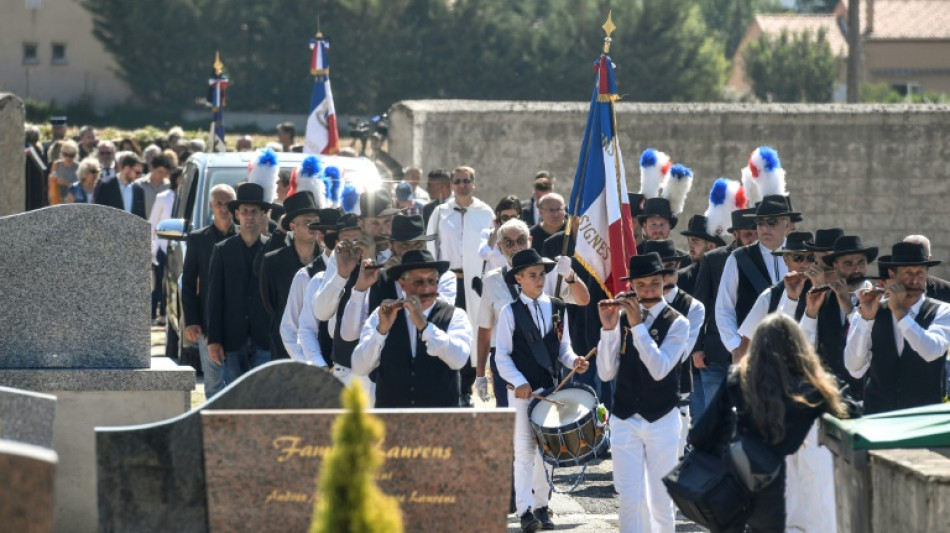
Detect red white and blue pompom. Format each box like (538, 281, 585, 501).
(741, 166, 761, 206)
(247, 147, 279, 202)
(748, 146, 786, 197)
(662, 163, 693, 215)
(638, 148, 672, 199)
(704, 178, 743, 238)
(323, 166, 342, 207)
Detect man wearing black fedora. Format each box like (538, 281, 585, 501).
(206, 182, 273, 385)
(799, 235, 878, 401)
(716, 195, 798, 363)
(846, 241, 950, 414)
(259, 191, 322, 360)
(351, 249, 473, 408)
(359, 188, 402, 263)
(903, 235, 950, 303)
(636, 197, 690, 267)
(678, 214, 727, 296)
(280, 208, 341, 364)
(494, 248, 589, 532)
(597, 252, 690, 533)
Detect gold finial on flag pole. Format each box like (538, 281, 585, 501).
(213, 51, 223, 76)
(602, 11, 616, 54)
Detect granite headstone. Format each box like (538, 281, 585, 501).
(0, 204, 150, 368)
(0, 93, 25, 216)
(0, 438, 58, 533)
(96, 360, 344, 533)
(202, 408, 514, 533)
(0, 386, 56, 448)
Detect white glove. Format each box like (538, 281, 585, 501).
(475, 376, 491, 403)
(555, 255, 573, 278)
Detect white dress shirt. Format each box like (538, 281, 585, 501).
(350, 303, 473, 376)
(665, 287, 705, 361)
(798, 281, 870, 346)
(297, 271, 329, 367)
(738, 284, 800, 340)
(597, 300, 690, 383)
(478, 227, 509, 272)
(280, 251, 333, 362)
(118, 178, 134, 213)
(494, 293, 577, 388)
(715, 242, 787, 352)
(844, 296, 950, 378)
(148, 189, 175, 259)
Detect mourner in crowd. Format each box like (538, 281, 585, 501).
(528, 192, 566, 254)
(478, 196, 522, 273)
(521, 171, 554, 227)
(422, 168, 451, 225)
(93, 152, 146, 218)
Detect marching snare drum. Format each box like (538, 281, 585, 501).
(527, 383, 609, 467)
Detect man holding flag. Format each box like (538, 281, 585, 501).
(304, 32, 340, 155)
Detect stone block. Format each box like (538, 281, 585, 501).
(0, 438, 57, 533)
(201, 408, 514, 533)
(0, 94, 25, 216)
(871, 448, 950, 533)
(0, 386, 56, 448)
(0, 204, 150, 368)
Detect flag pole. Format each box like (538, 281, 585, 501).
(555, 12, 616, 297)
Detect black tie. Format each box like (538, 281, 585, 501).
(773, 254, 780, 283)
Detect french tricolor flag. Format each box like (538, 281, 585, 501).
(567, 51, 636, 297)
(304, 36, 340, 155)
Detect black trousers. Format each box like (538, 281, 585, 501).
(455, 281, 475, 402)
(721, 464, 786, 533)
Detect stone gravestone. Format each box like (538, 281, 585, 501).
(96, 360, 344, 533)
(202, 408, 514, 533)
(0, 438, 58, 533)
(0, 93, 24, 216)
(0, 386, 56, 448)
(0, 203, 150, 368)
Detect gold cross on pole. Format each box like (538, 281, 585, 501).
(602, 11, 616, 54)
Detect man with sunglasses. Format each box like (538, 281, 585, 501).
(422, 168, 451, 226)
(529, 192, 566, 254)
(93, 152, 146, 219)
(716, 195, 798, 363)
(522, 172, 553, 227)
(426, 166, 494, 407)
(96, 140, 117, 180)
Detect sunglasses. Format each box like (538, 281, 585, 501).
(789, 254, 815, 263)
(453, 178, 473, 185)
(99, 150, 114, 156)
(502, 237, 528, 248)
(89, 169, 100, 175)
(498, 214, 519, 223)
(756, 217, 783, 227)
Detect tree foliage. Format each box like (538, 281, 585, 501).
(742, 28, 837, 102)
(310, 382, 403, 533)
(82, 0, 731, 115)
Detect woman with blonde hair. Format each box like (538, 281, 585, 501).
(65, 157, 101, 204)
(49, 139, 80, 204)
(688, 313, 847, 533)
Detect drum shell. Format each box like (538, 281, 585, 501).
(527, 383, 608, 467)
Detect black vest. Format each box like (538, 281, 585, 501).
(368, 270, 400, 314)
(374, 300, 459, 408)
(766, 282, 808, 319)
(864, 299, 946, 414)
(308, 256, 334, 363)
(612, 305, 681, 422)
(667, 290, 695, 395)
(330, 268, 360, 368)
(508, 298, 566, 391)
(814, 290, 864, 400)
(735, 245, 772, 326)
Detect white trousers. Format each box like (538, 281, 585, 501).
(333, 365, 376, 407)
(785, 423, 836, 533)
(611, 409, 681, 533)
(676, 406, 690, 457)
(509, 389, 552, 516)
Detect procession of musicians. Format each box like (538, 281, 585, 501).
(187, 145, 950, 533)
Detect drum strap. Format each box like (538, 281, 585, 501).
(511, 300, 557, 378)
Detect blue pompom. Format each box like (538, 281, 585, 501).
(257, 147, 278, 167)
(709, 178, 729, 206)
(327, 166, 342, 202)
(341, 184, 359, 212)
(759, 146, 780, 171)
(300, 156, 321, 177)
(322, 177, 331, 200)
(670, 164, 692, 179)
(324, 166, 341, 180)
(640, 148, 658, 168)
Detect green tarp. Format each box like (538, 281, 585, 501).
(822, 403, 950, 451)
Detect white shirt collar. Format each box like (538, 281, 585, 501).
(664, 286, 679, 303)
(519, 292, 549, 307)
(643, 299, 668, 320)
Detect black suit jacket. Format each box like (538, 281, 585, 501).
(94, 176, 146, 219)
(259, 243, 318, 359)
(206, 234, 271, 352)
(677, 261, 699, 297)
(692, 241, 739, 366)
(422, 200, 441, 227)
(522, 198, 538, 227)
(927, 275, 950, 303)
(181, 223, 236, 330)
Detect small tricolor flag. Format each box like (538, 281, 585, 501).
(304, 34, 340, 155)
(207, 51, 228, 152)
(566, 14, 636, 297)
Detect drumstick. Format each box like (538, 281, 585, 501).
(551, 347, 597, 395)
(506, 385, 566, 407)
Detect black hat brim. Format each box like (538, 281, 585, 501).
(620, 267, 676, 281)
(390, 234, 436, 242)
(388, 260, 451, 280)
(877, 259, 942, 269)
(504, 259, 556, 285)
(679, 229, 726, 247)
(281, 207, 321, 231)
(802, 241, 834, 252)
(743, 210, 801, 219)
(821, 247, 879, 266)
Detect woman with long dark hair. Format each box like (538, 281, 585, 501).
(688, 313, 847, 532)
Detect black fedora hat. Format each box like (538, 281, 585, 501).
(280, 191, 320, 231)
(504, 249, 556, 284)
(877, 242, 941, 269)
(804, 227, 844, 252)
(637, 198, 678, 229)
(876, 255, 892, 280)
(821, 235, 879, 266)
(620, 252, 675, 281)
(628, 192, 646, 217)
(771, 231, 814, 255)
(360, 189, 401, 218)
(744, 194, 800, 219)
(641, 240, 689, 263)
(390, 214, 435, 242)
(334, 212, 361, 233)
(309, 207, 343, 231)
(680, 215, 726, 247)
(228, 182, 273, 212)
(387, 249, 450, 279)
(727, 208, 757, 232)
(786, 196, 803, 223)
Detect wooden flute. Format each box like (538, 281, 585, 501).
(379, 293, 440, 312)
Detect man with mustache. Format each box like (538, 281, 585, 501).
(845, 242, 950, 414)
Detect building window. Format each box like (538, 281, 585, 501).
(23, 42, 39, 65)
(51, 43, 68, 65)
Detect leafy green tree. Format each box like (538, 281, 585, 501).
(742, 28, 837, 102)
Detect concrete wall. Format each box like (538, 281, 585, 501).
(871, 448, 950, 533)
(0, 93, 25, 216)
(389, 100, 950, 278)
